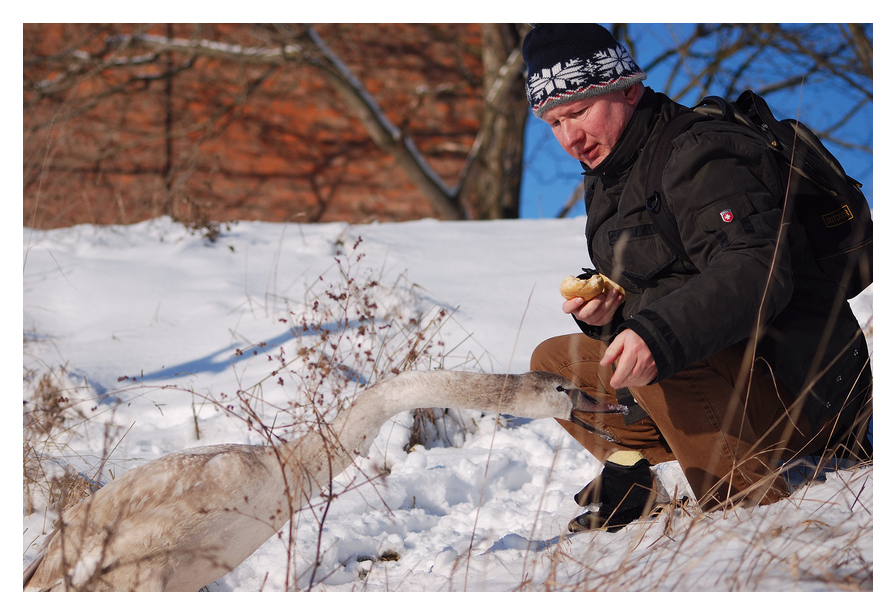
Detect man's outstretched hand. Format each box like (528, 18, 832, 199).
(600, 328, 657, 389)
(563, 289, 656, 388)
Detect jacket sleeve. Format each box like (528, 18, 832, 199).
(620, 123, 792, 382)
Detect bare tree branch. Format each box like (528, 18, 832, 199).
(96, 26, 501, 220)
(299, 26, 463, 220)
(25, 24, 529, 227)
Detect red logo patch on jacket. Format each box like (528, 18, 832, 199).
(720, 209, 734, 223)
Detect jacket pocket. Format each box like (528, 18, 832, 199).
(608, 225, 679, 284)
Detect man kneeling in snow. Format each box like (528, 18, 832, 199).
(523, 24, 872, 532)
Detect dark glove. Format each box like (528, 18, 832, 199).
(577, 267, 599, 280)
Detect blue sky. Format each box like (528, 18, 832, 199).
(518, 24, 873, 219)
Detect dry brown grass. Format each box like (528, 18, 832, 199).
(23, 364, 96, 516)
(526, 461, 872, 592)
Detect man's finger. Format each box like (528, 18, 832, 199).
(600, 335, 622, 366)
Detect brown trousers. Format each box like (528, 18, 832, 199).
(531, 334, 864, 511)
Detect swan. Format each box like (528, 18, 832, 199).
(23, 370, 617, 592)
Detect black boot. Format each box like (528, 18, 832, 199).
(569, 451, 657, 533)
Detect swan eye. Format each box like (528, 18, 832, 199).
(556, 385, 567, 392)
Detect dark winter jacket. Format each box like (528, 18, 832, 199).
(577, 87, 870, 433)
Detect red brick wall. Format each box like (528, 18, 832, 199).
(24, 24, 485, 229)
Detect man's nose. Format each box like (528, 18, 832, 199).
(557, 121, 584, 151)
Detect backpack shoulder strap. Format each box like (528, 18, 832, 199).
(644, 111, 712, 262)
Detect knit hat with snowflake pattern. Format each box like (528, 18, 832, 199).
(522, 24, 646, 118)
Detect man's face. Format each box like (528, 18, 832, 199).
(541, 86, 641, 168)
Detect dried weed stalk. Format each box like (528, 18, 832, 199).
(225, 237, 468, 448)
(23, 363, 98, 516)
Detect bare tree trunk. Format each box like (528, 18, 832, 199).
(463, 24, 529, 220)
(163, 23, 174, 216)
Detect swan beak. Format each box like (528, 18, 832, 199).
(566, 388, 629, 416)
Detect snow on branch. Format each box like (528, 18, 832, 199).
(107, 33, 306, 64)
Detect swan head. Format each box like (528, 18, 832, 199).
(515, 371, 621, 420)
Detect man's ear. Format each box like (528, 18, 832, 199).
(622, 83, 644, 107)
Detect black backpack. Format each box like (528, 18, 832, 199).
(645, 90, 872, 300)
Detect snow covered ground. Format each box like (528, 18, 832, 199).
(23, 216, 874, 592)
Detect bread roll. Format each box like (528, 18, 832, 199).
(559, 273, 625, 301)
